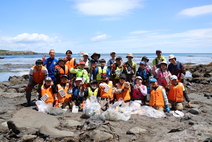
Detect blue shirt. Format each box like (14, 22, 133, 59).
(44, 58, 58, 77)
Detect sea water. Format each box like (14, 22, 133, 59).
(0, 53, 211, 82)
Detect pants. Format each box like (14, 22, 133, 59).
(169, 101, 183, 111)
(26, 81, 42, 104)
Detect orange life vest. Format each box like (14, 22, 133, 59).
(168, 82, 184, 102)
(55, 65, 69, 77)
(115, 83, 131, 101)
(99, 81, 113, 98)
(149, 86, 165, 107)
(65, 58, 75, 69)
(57, 83, 72, 103)
(32, 65, 46, 84)
(41, 85, 54, 103)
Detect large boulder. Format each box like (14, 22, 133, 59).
(7, 108, 60, 134)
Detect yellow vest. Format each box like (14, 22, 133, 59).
(96, 66, 107, 81)
(87, 87, 98, 99)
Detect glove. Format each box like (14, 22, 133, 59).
(165, 105, 170, 113)
(25, 85, 31, 92)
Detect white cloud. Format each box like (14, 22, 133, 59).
(179, 5, 212, 16)
(130, 30, 150, 34)
(2, 33, 57, 43)
(91, 34, 110, 41)
(74, 0, 143, 16)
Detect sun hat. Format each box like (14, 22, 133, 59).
(160, 61, 168, 65)
(135, 76, 143, 80)
(45, 77, 52, 81)
(126, 53, 133, 58)
(140, 61, 146, 65)
(170, 75, 178, 80)
(150, 78, 157, 82)
(141, 56, 149, 62)
(91, 52, 101, 59)
(110, 51, 116, 55)
(169, 54, 176, 60)
(83, 53, 89, 56)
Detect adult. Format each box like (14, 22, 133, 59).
(168, 54, 186, 82)
(54, 58, 69, 84)
(168, 75, 191, 110)
(107, 51, 116, 70)
(90, 52, 101, 79)
(25, 59, 48, 106)
(65, 50, 76, 81)
(42, 49, 58, 83)
(149, 78, 170, 113)
(152, 50, 167, 68)
(123, 53, 136, 83)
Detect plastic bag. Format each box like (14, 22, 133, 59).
(129, 100, 141, 111)
(83, 96, 101, 116)
(137, 106, 166, 118)
(35, 100, 52, 113)
(171, 110, 184, 117)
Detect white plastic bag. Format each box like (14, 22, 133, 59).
(138, 106, 166, 118)
(35, 100, 52, 113)
(83, 97, 101, 116)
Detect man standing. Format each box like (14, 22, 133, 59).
(107, 51, 116, 70)
(152, 50, 167, 68)
(25, 59, 48, 106)
(42, 49, 58, 83)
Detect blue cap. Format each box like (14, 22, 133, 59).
(150, 78, 157, 82)
(140, 61, 146, 65)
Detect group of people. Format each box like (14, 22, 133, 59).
(25, 49, 191, 113)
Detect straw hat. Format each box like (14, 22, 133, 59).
(168, 54, 176, 60)
(126, 53, 133, 58)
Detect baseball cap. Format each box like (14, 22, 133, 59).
(150, 78, 157, 82)
(170, 75, 178, 80)
(140, 61, 146, 65)
(45, 77, 52, 81)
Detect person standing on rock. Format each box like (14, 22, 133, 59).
(152, 50, 167, 68)
(25, 59, 48, 107)
(149, 78, 170, 113)
(42, 49, 58, 84)
(168, 54, 186, 83)
(167, 75, 191, 110)
(54, 75, 72, 109)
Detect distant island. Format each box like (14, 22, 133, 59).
(0, 50, 38, 55)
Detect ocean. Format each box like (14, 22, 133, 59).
(0, 53, 211, 82)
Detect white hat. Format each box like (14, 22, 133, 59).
(75, 78, 82, 81)
(170, 75, 178, 80)
(169, 54, 176, 60)
(83, 53, 89, 56)
(160, 61, 167, 65)
(45, 77, 52, 81)
(126, 53, 133, 58)
(135, 76, 143, 80)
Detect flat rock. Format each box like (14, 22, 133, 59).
(21, 135, 37, 141)
(8, 108, 60, 134)
(89, 130, 113, 141)
(62, 120, 82, 128)
(39, 125, 74, 138)
(127, 127, 147, 135)
(188, 108, 200, 115)
(2, 93, 24, 98)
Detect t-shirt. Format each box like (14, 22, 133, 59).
(44, 58, 58, 77)
(168, 61, 185, 77)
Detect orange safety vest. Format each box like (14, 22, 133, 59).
(55, 65, 69, 77)
(41, 85, 55, 103)
(57, 83, 72, 103)
(149, 86, 165, 107)
(115, 83, 131, 101)
(99, 81, 113, 98)
(168, 82, 184, 102)
(32, 66, 46, 84)
(65, 58, 75, 69)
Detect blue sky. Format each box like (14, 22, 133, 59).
(0, 0, 212, 53)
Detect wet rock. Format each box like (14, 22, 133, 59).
(89, 130, 113, 141)
(39, 125, 74, 138)
(62, 120, 82, 128)
(188, 108, 200, 115)
(126, 127, 147, 135)
(8, 108, 60, 134)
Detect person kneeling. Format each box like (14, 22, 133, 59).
(167, 75, 191, 111)
(149, 78, 170, 113)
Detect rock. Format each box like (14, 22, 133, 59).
(8, 108, 60, 134)
(0, 108, 7, 114)
(21, 135, 37, 141)
(5, 88, 17, 93)
(1, 122, 8, 128)
(85, 114, 105, 125)
(192, 72, 201, 78)
(89, 130, 113, 141)
(62, 120, 82, 128)
(1, 93, 24, 98)
(48, 107, 66, 116)
(188, 108, 200, 115)
(126, 127, 147, 135)
(39, 125, 74, 138)
(188, 121, 195, 125)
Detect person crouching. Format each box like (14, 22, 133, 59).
(149, 78, 170, 113)
(167, 75, 191, 111)
(54, 75, 72, 109)
(84, 80, 99, 100)
(40, 77, 57, 109)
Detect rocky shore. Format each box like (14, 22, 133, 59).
(0, 50, 38, 55)
(0, 64, 212, 142)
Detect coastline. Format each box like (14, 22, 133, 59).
(0, 63, 211, 141)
